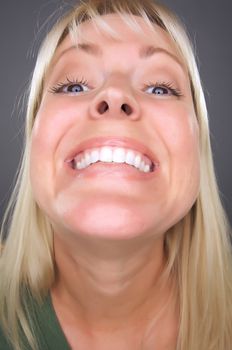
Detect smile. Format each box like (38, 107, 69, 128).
(71, 146, 155, 173)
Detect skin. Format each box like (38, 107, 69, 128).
(30, 14, 200, 350)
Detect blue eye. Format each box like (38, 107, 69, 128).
(146, 86, 169, 95)
(63, 83, 89, 93)
(49, 77, 90, 94)
(144, 82, 182, 97)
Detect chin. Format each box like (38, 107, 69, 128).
(52, 197, 160, 241)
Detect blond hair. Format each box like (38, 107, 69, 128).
(1, 1, 232, 349)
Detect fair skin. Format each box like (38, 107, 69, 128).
(30, 14, 199, 350)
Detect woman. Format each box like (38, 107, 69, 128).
(0, 0, 232, 349)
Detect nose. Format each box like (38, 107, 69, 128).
(89, 78, 141, 120)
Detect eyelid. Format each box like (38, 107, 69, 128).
(48, 76, 91, 94)
(48, 76, 183, 98)
(143, 81, 183, 97)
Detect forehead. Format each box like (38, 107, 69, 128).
(53, 14, 184, 67)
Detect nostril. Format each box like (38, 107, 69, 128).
(95, 101, 134, 116)
(121, 103, 133, 116)
(97, 101, 109, 114)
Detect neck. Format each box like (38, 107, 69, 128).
(51, 231, 177, 335)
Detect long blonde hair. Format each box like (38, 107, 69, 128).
(1, 1, 232, 349)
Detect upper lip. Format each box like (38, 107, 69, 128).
(66, 136, 158, 165)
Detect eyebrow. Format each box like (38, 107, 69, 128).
(54, 42, 183, 70)
(54, 43, 100, 64)
(139, 45, 183, 68)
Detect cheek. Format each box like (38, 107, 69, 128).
(148, 101, 200, 216)
(29, 119, 55, 210)
(32, 98, 81, 147)
(151, 101, 199, 163)
(167, 108, 199, 177)
(172, 108, 200, 203)
(30, 97, 88, 164)
(29, 99, 86, 208)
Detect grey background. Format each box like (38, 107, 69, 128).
(0, 0, 231, 225)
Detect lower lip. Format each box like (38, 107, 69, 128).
(67, 162, 158, 180)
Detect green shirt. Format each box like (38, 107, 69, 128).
(0, 294, 71, 350)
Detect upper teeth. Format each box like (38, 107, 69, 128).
(73, 147, 154, 173)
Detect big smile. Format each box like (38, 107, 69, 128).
(69, 146, 156, 173)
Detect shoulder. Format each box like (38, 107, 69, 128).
(0, 292, 52, 350)
(0, 292, 71, 350)
(0, 325, 14, 350)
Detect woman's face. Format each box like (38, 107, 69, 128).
(30, 14, 200, 240)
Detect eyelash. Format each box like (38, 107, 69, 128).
(143, 81, 183, 97)
(48, 77, 89, 94)
(49, 77, 183, 97)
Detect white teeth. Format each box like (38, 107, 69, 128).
(99, 147, 113, 162)
(139, 160, 145, 172)
(112, 148, 126, 163)
(90, 149, 99, 163)
(144, 164, 150, 173)
(76, 159, 86, 170)
(74, 146, 153, 173)
(134, 154, 141, 169)
(125, 150, 135, 166)
(82, 158, 87, 168)
(85, 152, 91, 166)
